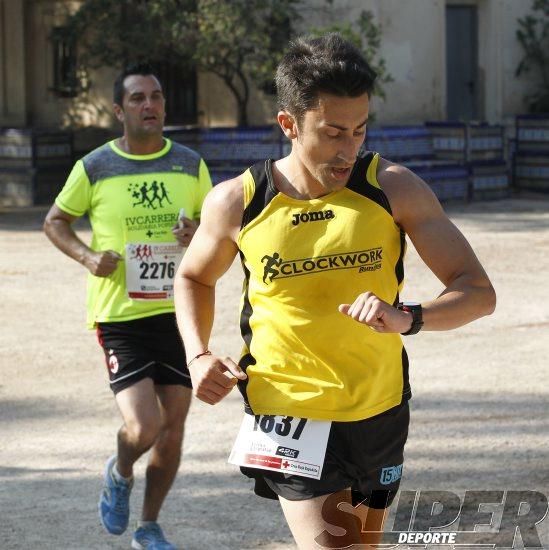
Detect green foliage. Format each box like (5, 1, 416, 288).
(60, 0, 390, 126)
(310, 9, 393, 103)
(62, 0, 195, 69)
(60, 0, 299, 125)
(190, 0, 301, 125)
(53, 0, 198, 128)
(516, 0, 549, 112)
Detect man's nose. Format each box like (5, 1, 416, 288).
(337, 142, 360, 164)
(337, 137, 359, 164)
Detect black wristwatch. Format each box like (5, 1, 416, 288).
(397, 302, 423, 335)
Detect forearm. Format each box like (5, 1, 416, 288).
(43, 218, 92, 266)
(421, 275, 496, 331)
(174, 276, 216, 359)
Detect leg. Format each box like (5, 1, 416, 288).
(115, 377, 163, 478)
(99, 377, 162, 535)
(279, 488, 386, 549)
(352, 502, 387, 548)
(141, 384, 192, 521)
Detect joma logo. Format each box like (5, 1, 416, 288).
(292, 209, 334, 226)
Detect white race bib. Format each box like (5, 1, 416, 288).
(228, 414, 331, 480)
(125, 242, 183, 300)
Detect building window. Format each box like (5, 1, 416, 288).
(155, 62, 197, 125)
(50, 27, 79, 97)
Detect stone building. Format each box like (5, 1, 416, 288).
(0, 0, 540, 130)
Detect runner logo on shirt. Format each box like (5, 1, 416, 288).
(128, 180, 172, 209)
(261, 253, 283, 283)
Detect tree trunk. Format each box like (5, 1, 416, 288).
(235, 67, 250, 127)
(220, 73, 249, 127)
(236, 99, 249, 126)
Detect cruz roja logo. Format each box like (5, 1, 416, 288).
(128, 180, 172, 210)
(260, 247, 383, 284)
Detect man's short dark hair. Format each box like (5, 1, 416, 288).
(275, 33, 377, 122)
(113, 62, 161, 106)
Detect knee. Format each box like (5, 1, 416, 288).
(124, 417, 161, 450)
(155, 422, 185, 454)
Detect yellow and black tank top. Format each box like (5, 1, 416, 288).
(237, 152, 411, 422)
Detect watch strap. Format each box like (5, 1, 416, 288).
(397, 302, 423, 335)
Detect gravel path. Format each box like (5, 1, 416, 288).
(1, 196, 548, 549)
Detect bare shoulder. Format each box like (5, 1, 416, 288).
(375, 156, 446, 231)
(203, 175, 244, 212)
(201, 174, 244, 229)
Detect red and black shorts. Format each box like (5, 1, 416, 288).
(241, 400, 410, 509)
(96, 313, 191, 395)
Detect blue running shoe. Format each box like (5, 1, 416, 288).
(131, 522, 177, 549)
(98, 455, 133, 535)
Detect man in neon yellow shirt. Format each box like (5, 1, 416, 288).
(44, 63, 211, 549)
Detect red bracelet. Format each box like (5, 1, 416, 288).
(187, 350, 212, 368)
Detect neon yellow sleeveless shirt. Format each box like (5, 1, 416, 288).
(237, 153, 410, 422)
(55, 139, 212, 328)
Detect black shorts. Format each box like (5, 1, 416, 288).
(96, 313, 191, 395)
(241, 400, 409, 509)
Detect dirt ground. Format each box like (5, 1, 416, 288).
(1, 195, 548, 550)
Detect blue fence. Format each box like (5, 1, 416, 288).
(365, 122, 509, 201)
(167, 122, 512, 202)
(0, 128, 73, 206)
(165, 125, 284, 185)
(514, 114, 549, 192)
(1, 119, 524, 207)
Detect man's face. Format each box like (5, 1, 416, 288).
(114, 74, 166, 138)
(288, 92, 370, 193)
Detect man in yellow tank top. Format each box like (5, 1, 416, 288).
(175, 34, 496, 548)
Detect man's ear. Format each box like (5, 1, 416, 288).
(277, 110, 298, 140)
(113, 103, 124, 123)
